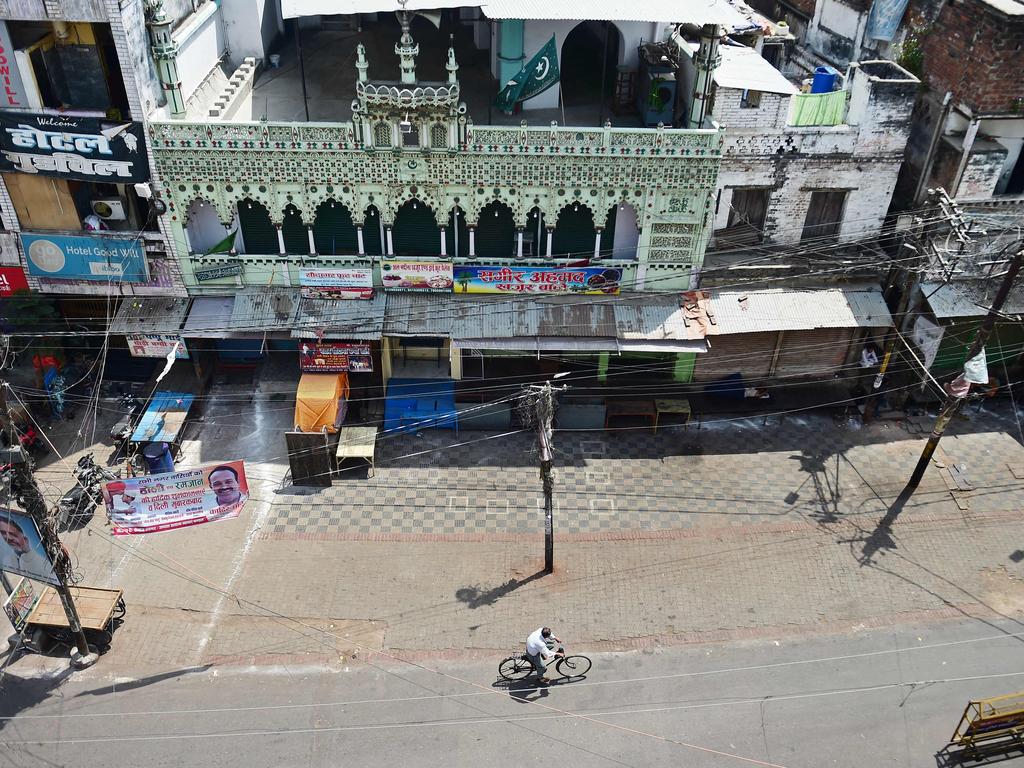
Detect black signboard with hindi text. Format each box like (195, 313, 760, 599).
(0, 111, 150, 183)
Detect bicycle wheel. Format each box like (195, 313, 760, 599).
(498, 655, 533, 681)
(556, 655, 591, 677)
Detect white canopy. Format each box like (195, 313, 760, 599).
(282, 0, 748, 26)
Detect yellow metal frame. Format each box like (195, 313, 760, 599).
(951, 692, 1024, 750)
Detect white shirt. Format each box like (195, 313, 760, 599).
(0, 544, 56, 584)
(526, 627, 554, 659)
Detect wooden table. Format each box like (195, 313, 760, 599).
(604, 400, 657, 431)
(335, 426, 379, 476)
(655, 398, 692, 432)
(26, 585, 124, 631)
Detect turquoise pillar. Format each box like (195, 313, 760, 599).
(497, 20, 525, 86)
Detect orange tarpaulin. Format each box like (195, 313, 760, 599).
(294, 373, 349, 433)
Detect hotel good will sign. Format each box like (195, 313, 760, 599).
(0, 111, 150, 183)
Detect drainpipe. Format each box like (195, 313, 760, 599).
(146, 0, 186, 119)
(913, 91, 952, 205)
(689, 24, 721, 129)
(951, 118, 981, 198)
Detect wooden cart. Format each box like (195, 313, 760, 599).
(24, 585, 125, 654)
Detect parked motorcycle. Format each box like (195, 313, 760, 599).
(57, 454, 120, 530)
(109, 393, 143, 453)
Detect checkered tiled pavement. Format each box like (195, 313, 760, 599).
(264, 409, 1024, 536)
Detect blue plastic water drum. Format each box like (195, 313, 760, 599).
(142, 442, 174, 474)
(811, 66, 840, 94)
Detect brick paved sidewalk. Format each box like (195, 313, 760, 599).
(8, 398, 1024, 672)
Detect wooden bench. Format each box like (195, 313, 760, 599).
(654, 399, 692, 432)
(604, 400, 657, 431)
(335, 426, 379, 477)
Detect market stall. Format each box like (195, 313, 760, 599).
(130, 391, 195, 471)
(294, 373, 350, 433)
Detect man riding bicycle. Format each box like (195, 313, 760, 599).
(526, 626, 562, 684)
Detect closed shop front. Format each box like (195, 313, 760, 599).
(693, 331, 777, 382)
(773, 327, 855, 379)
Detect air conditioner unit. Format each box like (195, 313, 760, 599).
(90, 198, 128, 220)
(399, 119, 413, 134)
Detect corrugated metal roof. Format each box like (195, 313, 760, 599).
(922, 281, 1024, 319)
(614, 293, 711, 341)
(384, 293, 457, 336)
(447, 292, 716, 340)
(231, 288, 301, 332)
(282, 0, 748, 25)
(709, 287, 891, 334)
(293, 294, 386, 339)
(109, 298, 190, 335)
(182, 296, 235, 338)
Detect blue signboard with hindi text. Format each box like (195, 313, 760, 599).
(20, 232, 148, 283)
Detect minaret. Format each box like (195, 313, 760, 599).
(446, 41, 459, 85)
(356, 42, 369, 83)
(395, 9, 419, 84)
(145, 0, 186, 119)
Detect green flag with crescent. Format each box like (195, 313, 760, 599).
(494, 36, 560, 113)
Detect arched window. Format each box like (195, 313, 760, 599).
(313, 199, 358, 255)
(604, 203, 639, 259)
(447, 207, 469, 258)
(475, 201, 515, 259)
(363, 205, 383, 255)
(374, 123, 392, 147)
(237, 198, 278, 254)
(392, 199, 440, 257)
(281, 204, 309, 255)
(186, 199, 232, 254)
(552, 203, 595, 258)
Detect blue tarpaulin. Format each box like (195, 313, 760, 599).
(384, 379, 458, 434)
(865, 0, 910, 41)
(131, 391, 195, 443)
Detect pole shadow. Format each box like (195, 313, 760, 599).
(455, 569, 548, 609)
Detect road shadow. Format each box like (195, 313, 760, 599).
(72, 665, 211, 698)
(0, 665, 76, 729)
(935, 743, 1024, 767)
(455, 570, 547, 609)
(492, 677, 551, 704)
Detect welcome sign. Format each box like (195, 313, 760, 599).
(0, 111, 150, 183)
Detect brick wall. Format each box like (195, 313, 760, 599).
(921, 0, 1024, 115)
(712, 88, 791, 130)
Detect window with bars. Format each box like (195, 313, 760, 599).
(374, 123, 392, 147)
(431, 124, 448, 149)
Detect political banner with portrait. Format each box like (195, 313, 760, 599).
(103, 460, 249, 536)
(3, 578, 39, 632)
(0, 508, 58, 585)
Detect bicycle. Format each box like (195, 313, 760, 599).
(498, 645, 592, 682)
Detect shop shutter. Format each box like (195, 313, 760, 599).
(238, 199, 279, 254)
(773, 328, 854, 379)
(552, 204, 595, 259)
(448, 208, 470, 258)
(362, 207, 383, 255)
(475, 202, 514, 259)
(693, 332, 777, 383)
(281, 205, 309, 255)
(314, 201, 358, 255)
(393, 201, 440, 257)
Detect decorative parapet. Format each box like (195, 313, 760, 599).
(355, 81, 461, 112)
(151, 119, 723, 158)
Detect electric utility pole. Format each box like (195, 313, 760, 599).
(894, 245, 1023, 509)
(1, 381, 97, 668)
(520, 381, 563, 573)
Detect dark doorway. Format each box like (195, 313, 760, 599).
(800, 189, 848, 243)
(560, 22, 621, 121)
(393, 199, 440, 257)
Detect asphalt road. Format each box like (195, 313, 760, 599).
(3, 616, 1024, 768)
